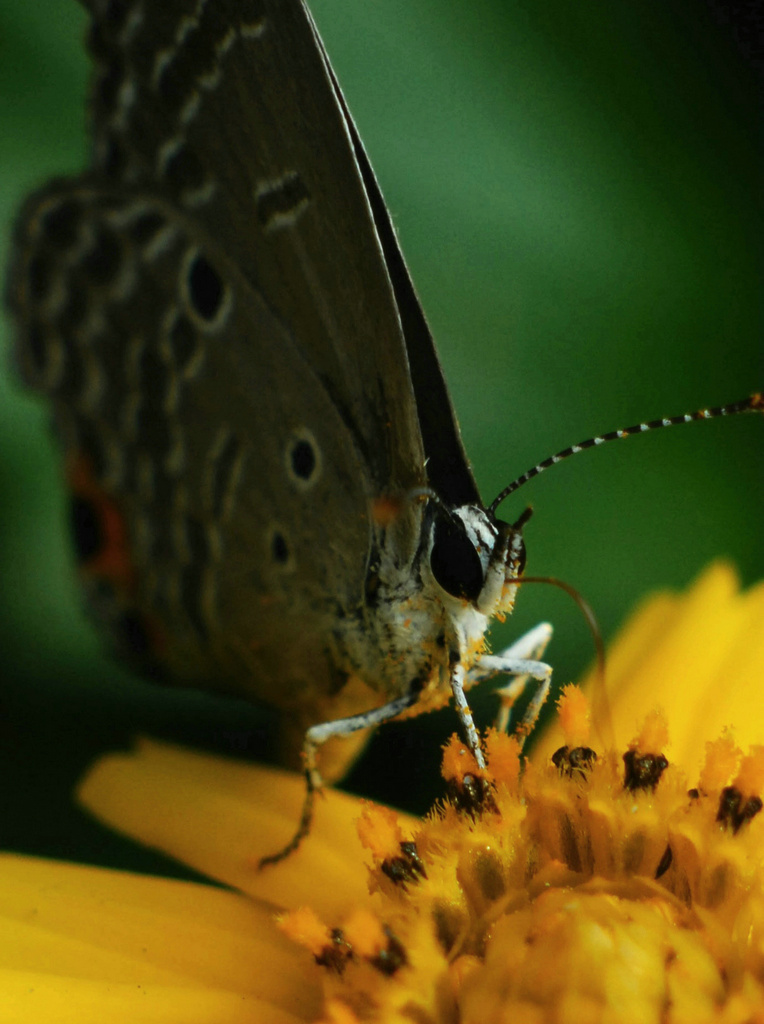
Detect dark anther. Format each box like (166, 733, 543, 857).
(717, 786, 763, 834)
(654, 845, 673, 879)
(552, 745, 597, 780)
(446, 773, 498, 817)
(369, 926, 408, 977)
(381, 840, 427, 886)
(290, 438, 316, 480)
(623, 749, 668, 791)
(187, 253, 225, 321)
(315, 927, 352, 975)
(687, 788, 700, 800)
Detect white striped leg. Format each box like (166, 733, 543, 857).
(258, 691, 418, 869)
(467, 622, 553, 741)
(450, 659, 487, 769)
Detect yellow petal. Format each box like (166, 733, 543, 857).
(76, 738, 417, 917)
(0, 971, 302, 1024)
(0, 856, 321, 1015)
(0, 852, 322, 1021)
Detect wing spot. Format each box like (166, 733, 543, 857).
(183, 251, 230, 327)
(271, 529, 290, 566)
(286, 429, 322, 490)
(265, 524, 295, 572)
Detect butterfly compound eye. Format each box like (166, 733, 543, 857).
(429, 513, 484, 602)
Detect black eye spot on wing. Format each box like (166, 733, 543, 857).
(187, 253, 225, 322)
(291, 439, 315, 480)
(271, 530, 289, 564)
(285, 430, 322, 490)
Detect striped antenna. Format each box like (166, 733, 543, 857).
(488, 394, 763, 515)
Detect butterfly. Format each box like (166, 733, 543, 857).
(7, 1, 761, 863)
(7, 0, 557, 857)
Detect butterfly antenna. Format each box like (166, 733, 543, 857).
(489, 394, 763, 515)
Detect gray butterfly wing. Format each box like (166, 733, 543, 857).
(8, 0, 481, 768)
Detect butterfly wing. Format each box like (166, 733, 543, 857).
(8, 0, 480, 764)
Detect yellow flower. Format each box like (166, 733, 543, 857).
(2, 562, 763, 1022)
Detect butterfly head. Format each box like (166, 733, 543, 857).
(426, 502, 529, 621)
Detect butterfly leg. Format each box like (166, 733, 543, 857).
(258, 691, 418, 869)
(469, 622, 554, 743)
(450, 660, 487, 769)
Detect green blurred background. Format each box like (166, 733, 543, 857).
(0, 1, 761, 882)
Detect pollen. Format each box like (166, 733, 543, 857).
(483, 727, 521, 791)
(356, 803, 405, 861)
(734, 746, 764, 797)
(632, 706, 670, 753)
(556, 682, 592, 748)
(440, 734, 481, 785)
(278, 905, 331, 957)
(342, 908, 388, 958)
(316, 999, 361, 1024)
(698, 731, 741, 793)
